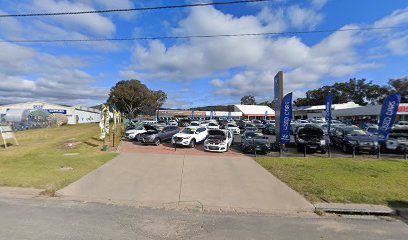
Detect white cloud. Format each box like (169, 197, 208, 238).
(287, 5, 324, 30)
(311, 0, 328, 10)
(0, 42, 108, 106)
(374, 7, 408, 28)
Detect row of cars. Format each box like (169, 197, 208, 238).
(125, 120, 235, 152)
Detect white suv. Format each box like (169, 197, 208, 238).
(172, 127, 208, 147)
(125, 124, 147, 140)
(204, 129, 233, 152)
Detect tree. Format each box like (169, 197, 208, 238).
(388, 78, 408, 102)
(107, 80, 167, 118)
(240, 95, 256, 105)
(294, 78, 390, 106)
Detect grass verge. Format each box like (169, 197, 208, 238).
(0, 124, 118, 192)
(255, 157, 408, 207)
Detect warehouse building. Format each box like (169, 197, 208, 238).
(332, 103, 408, 121)
(233, 105, 275, 120)
(0, 101, 101, 125)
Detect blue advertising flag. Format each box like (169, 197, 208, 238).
(279, 93, 293, 144)
(228, 111, 231, 120)
(325, 94, 333, 142)
(210, 111, 213, 120)
(191, 111, 194, 120)
(265, 111, 268, 121)
(378, 94, 401, 143)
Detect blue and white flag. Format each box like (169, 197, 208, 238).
(265, 111, 268, 121)
(326, 94, 333, 141)
(191, 111, 194, 120)
(378, 94, 401, 143)
(228, 111, 231, 120)
(210, 111, 214, 120)
(279, 93, 293, 144)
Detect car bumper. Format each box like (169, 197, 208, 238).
(204, 144, 228, 152)
(242, 145, 270, 153)
(171, 139, 191, 146)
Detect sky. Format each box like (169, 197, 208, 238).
(0, 0, 407, 108)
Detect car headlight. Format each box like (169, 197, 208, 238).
(320, 140, 326, 145)
(348, 140, 357, 145)
(298, 139, 305, 143)
(183, 136, 191, 139)
(374, 141, 378, 146)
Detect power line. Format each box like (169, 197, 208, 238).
(0, 0, 271, 18)
(0, 26, 404, 43)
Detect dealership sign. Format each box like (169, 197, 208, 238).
(46, 109, 67, 114)
(279, 93, 292, 144)
(325, 94, 333, 143)
(378, 94, 401, 143)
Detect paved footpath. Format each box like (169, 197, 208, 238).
(1, 197, 407, 240)
(58, 152, 313, 213)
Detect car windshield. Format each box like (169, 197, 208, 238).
(246, 124, 256, 127)
(182, 128, 196, 134)
(190, 122, 199, 126)
(134, 124, 144, 130)
(253, 120, 262, 124)
(228, 124, 237, 127)
(346, 129, 369, 136)
(209, 123, 218, 126)
(245, 132, 265, 139)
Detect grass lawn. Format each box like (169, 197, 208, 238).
(0, 124, 117, 191)
(255, 157, 408, 207)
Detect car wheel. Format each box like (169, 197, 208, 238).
(154, 138, 161, 146)
(189, 139, 196, 148)
(321, 149, 327, 154)
(342, 144, 348, 153)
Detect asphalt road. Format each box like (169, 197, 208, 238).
(0, 197, 407, 240)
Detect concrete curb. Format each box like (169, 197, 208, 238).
(314, 203, 396, 215)
(0, 187, 43, 199)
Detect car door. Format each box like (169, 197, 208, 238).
(195, 127, 207, 142)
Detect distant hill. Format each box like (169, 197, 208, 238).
(189, 105, 235, 112)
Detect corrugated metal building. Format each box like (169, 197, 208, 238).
(0, 101, 101, 125)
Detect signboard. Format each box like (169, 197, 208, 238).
(326, 94, 333, 144)
(378, 94, 401, 144)
(274, 71, 284, 144)
(46, 109, 67, 114)
(279, 93, 293, 144)
(0, 125, 18, 149)
(398, 105, 408, 113)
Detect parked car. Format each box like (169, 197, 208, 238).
(171, 126, 208, 148)
(138, 125, 180, 146)
(125, 123, 147, 141)
(204, 129, 233, 152)
(244, 123, 258, 132)
(237, 120, 250, 129)
(225, 123, 240, 135)
(330, 126, 378, 154)
(166, 120, 177, 126)
(206, 122, 220, 130)
(178, 119, 190, 127)
(262, 123, 276, 135)
(395, 121, 408, 128)
(252, 120, 265, 129)
(295, 125, 327, 154)
(240, 131, 270, 154)
(189, 121, 201, 127)
(385, 128, 408, 152)
(364, 125, 379, 136)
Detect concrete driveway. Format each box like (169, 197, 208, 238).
(58, 151, 313, 213)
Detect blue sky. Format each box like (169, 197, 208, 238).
(0, 0, 407, 108)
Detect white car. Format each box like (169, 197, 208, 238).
(204, 129, 233, 152)
(189, 121, 201, 127)
(206, 122, 219, 130)
(171, 127, 208, 148)
(125, 124, 147, 140)
(168, 120, 178, 126)
(225, 123, 240, 135)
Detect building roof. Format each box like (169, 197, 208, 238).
(234, 105, 274, 115)
(293, 102, 360, 111)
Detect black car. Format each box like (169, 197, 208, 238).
(262, 124, 276, 135)
(178, 119, 190, 127)
(244, 123, 258, 132)
(138, 125, 180, 146)
(331, 126, 378, 154)
(295, 125, 327, 154)
(252, 120, 265, 129)
(241, 131, 271, 154)
(237, 120, 247, 129)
